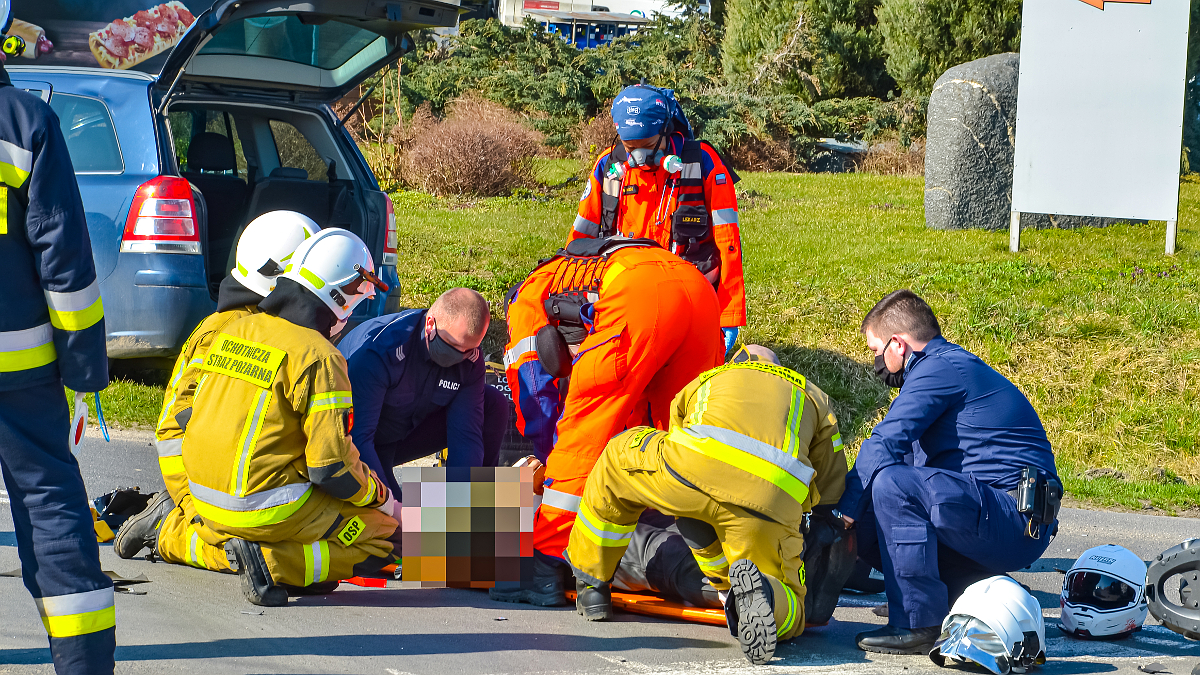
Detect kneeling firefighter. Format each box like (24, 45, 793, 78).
(563, 347, 850, 665)
(497, 236, 724, 605)
(169, 228, 398, 605)
(116, 211, 320, 571)
(571, 85, 746, 353)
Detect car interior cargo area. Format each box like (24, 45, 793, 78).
(167, 102, 368, 297)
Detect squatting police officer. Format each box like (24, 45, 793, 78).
(0, 4, 115, 671)
(839, 290, 1059, 654)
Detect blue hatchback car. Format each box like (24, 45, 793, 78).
(7, 0, 461, 361)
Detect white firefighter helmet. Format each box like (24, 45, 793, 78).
(930, 576, 1046, 675)
(281, 227, 385, 321)
(1060, 544, 1148, 640)
(0, 1, 11, 35)
(231, 211, 320, 297)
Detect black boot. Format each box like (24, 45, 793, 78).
(855, 624, 941, 654)
(224, 538, 287, 607)
(726, 559, 778, 666)
(113, 491, 174, 560)
(279, 580, 341, 596)
(576, 579, 613, 621)
(489, 556, 568, 606)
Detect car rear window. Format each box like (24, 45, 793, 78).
(198, 16, 385, 70)
(268, 120, 329, 183)
(50, 94, 123, 174)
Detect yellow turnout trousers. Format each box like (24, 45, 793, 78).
(565, 427, 808, 640)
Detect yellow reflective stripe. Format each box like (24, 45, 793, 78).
(777, 584, 798, 637)
(35, 588, 115, 638)
(232, 390, 272, 498)
(0, 341, 56, 372)
(687, 380, 711, 426)
(783, 386, 806, 458)
(158, 454, 185, 477)
(351, 473, 377, 507)
(45, 281, 105, 332)
(698, 361, 807, 390)
(668, 427, 810, 506)
(0, 139, 33, 187)
(307, 390, 352, 414)
(187, 526, 203, 568)
(0, 187, 6, 234)
(193, 372, 211, 403)
(304, 541, 330, 586)
(299, 267, 326, 289)
(693, 551, 728, 573)
(575, 501, 635, 547)
(831, 433, 843, 449)
(190, 482, 314, 529)
(48, 294, 104, 331)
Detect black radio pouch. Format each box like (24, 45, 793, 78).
(672, 204, 719, 277)
(1016, 465, 1063, 533)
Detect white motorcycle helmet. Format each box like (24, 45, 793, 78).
(281, 228, 385, 327)
(1060, 544, 1148, 640)
(930, 576, 1046, 675)
(231, 211, 320, 297)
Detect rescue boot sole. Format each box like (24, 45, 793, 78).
(225, 538, 287, 607)
(576, 586, 613, 621)
(113, 490, 174, 560)
(729, 559, 778, 666)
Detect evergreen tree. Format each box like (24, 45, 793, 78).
(875, 0, 1021, 96)
(721, 0, 816, 98)
(804, 0, 894, 99)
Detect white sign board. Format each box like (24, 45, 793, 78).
(1011, 0, 1190, 234)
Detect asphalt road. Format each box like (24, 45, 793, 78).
(1, 429, 1197, 675)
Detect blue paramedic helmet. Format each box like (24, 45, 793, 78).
(611, 85, 694, 141)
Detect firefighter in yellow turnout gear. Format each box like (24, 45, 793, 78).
(115, 212, 320, 573)
(564, 346, 847, 665)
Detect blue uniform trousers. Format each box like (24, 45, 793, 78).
(0, 382, 115, 674)
(370, 385, 508, 497)
(855, 464, 1051, 630)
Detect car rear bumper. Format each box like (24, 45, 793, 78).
(103, 254, 215, 359)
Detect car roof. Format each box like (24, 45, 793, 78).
(6, 65, 157, 82)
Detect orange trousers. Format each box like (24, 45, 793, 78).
(535, 253, 723, 560)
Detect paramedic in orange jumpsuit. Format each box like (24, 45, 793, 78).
(570, 84, 745, 353)
(494, 236, 723, 605)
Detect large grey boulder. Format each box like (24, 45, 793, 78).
(925, 53, 1140, 230)
(925, 53, 1020, 230)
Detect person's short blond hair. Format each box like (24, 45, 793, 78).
(430, 288, 490, 339)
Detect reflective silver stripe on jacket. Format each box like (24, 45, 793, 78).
(683, 424, 816, 486)
(0, 323, 52, 351)
(189, 480, 312, 512)
(504, 335, 538, 368)
(0, 138, 34, 174)
(681, 162, 702, 179)
(712, 208, 739, 226)
(44, 279, 101, 313)
(155, 438, 183, 458)
(573, 215, 600, 237)
(541, 487, 582, 513)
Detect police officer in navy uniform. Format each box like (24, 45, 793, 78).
(0, 5, 116, 672)
(838, 290, 1059, 655)
(338, 288, 507, 498)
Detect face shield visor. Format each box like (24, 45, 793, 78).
(1065, 571, 1138, 611)
(932, 615, 1044, 675)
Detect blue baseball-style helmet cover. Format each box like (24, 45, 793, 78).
(610, 84, 694, 141)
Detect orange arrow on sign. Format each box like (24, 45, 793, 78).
(1078, 0, 1150, 8)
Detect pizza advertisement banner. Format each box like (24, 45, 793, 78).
(11, 1, 220, 73)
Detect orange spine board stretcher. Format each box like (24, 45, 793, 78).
(564, 590, 828, 628)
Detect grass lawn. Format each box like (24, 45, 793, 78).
(89, 163, 1200, 514)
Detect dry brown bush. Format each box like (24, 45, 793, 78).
(860, 138, 926, 175)
(401, 96, 543, 197)
(725, 135, 802, 172)
(573, 104, 617, 174)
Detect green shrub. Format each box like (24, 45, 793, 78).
(875, 0, 1021, 96)
(804, 0, 894, 99)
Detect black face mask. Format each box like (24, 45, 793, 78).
(874, 353, 906, 389)
(427, 328, 471, 368)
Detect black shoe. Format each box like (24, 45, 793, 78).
(855, 624, 941, 654)
(726, 559, 777, 665)
(224, 538, 287, 607)
(489, 557, 568, 606)
(113, 491, 174, 560)
(576, 579, 613, 621)
(280, 580, 341, 596)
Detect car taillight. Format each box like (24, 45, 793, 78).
(383, 192, 398, 266)
(120, 176, 200, 254)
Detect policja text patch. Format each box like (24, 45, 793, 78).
(200, 334, 286, 389)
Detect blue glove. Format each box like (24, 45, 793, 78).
(721, 327, 740, 356)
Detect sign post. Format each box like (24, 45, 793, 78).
(1010, 0, 1190, 253)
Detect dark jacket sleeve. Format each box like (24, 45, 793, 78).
(346, 347, 392, 479)
(24, 103, 108, 392)
(445, 358, 485, 467)
(837, 358, 961, 518)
